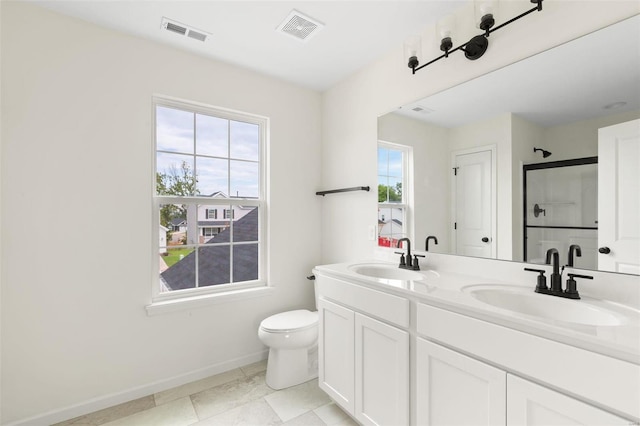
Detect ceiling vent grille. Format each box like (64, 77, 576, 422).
(411, 105, 435, 114)
(277, 10, 324, 42)
(161, 17, 209, 43)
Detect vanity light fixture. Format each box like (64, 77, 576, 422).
(407, 0, 543, 74)
(533, 147, 552, 158)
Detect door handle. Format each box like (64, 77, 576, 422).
(598, 247, 611, 254)
(482, 237, 490, 243)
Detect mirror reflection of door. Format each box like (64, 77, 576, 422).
(453, 149, 494, 258)
(598, 119, 640, 274)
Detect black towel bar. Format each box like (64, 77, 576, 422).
(316, 186, 370, 196)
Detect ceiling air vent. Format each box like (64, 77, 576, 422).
(411, 105, 435, 114)
(277, 10, 324, 42)
(161, 17, 209, 43)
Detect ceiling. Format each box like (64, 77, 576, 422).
(26, 0, 463, 91)
(394, 14, 640, 128)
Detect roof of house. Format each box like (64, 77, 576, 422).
(160, 208, 259, 290)
(170, 217, 187, 226)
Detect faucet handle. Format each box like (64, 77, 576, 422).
(524, 268, 548, 292)
(412, 254, 425, 270)
(565, 273, 592, 299)
(394, 251, 406, 267)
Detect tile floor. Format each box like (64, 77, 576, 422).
(53, 360, 358, 426)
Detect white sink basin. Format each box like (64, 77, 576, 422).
(464, 284, 629, 326)
(348, 263, 424, 281)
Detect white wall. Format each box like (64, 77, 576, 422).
(321, 0, 640, 264)
(0, 2, 322, 424)
(543, 109, 640, 161)
(377, 113, 450, 252)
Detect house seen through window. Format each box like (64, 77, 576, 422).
(378, 142, 409, 248)
(154, 97, 267, 298)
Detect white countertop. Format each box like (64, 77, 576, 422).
(313, 260, 640, 365)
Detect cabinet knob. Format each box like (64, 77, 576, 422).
(482, 237, 490, 243)
(598, 247, 611, 254)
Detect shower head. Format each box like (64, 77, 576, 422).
(534, 147, 552, 158)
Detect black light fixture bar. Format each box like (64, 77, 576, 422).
(411, 0, 543, 74)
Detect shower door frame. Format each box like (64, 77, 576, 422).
(522, 156, 598, 262)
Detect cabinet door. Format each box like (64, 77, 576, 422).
(355, 313, 409, 426)
(416, 338, 506, 426)
(507, 375, 630, 425)
(318, 299, 355, 414)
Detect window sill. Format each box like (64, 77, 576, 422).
(146, 285, 276, 316)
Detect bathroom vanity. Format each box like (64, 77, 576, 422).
(312, 259, 640, 426)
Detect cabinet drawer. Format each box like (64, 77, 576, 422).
(316, 274, 410, 328)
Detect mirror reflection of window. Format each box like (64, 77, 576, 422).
(378, 142, 411, 248)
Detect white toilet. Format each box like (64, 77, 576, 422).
(258, 309, 319, 390)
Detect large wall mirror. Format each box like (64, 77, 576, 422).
(378, 15, 640, 275)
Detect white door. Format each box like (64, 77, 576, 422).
(355, 313, 409, 426)
(598, 119, 640, 274)
(416, 338, 506, 426)
(507, 375, 629, 425)
(318, 299, 355, 415)
(454, 149, 494, 258)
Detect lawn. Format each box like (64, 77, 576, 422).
(163, 247, 194, 268)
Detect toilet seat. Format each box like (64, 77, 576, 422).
(260, 309, 318, 333)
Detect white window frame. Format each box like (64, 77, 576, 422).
(377, 141, 413, 248)
(149, 95, 269, 309)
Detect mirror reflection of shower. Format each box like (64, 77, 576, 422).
(524, 157, 598, 269)
(533, 147, 552, 158)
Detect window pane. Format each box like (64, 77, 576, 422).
(230, 160, 259, 199)
(388, 176, 403, 203)
(198, 245, 230, 286)
(388, 149, 403, 176)
(378, 147, 389, 175)
(378, 176, 389, 202)
(196, 157, 228, 196)
(232, 207, 258, 242)
(197, 205, 224, 244)
(230, 121, 259, 161)
(233, 244, 258, 283)
(159, 245, 197, 291)
(156, 106, 194, 154)
(156, 153, 195, 196)
(196, 114, 228, 157)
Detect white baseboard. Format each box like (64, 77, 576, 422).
(4, 350, 268, 426)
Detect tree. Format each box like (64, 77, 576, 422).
(157, 161, 199, 229)
(378, 183, 402, 203)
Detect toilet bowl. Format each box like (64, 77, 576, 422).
(258, 309, 319, 390)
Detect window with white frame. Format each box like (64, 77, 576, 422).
(154, 96, 267, 299)
(377, 142, 410, 248)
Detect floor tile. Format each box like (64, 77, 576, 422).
(154, 368, 245, 406)
(101, 397, 197, 426)
(313, 403, 358, 425)
(281, 411, 326, 426)
(191, 371, 274, 420)
(189, 398, 282, 426)
(240, 359, 268, 377)
(52, 396, 156, 426)
(264, 379, 331, 422)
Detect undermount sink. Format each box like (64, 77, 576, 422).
(464, 284, 630, 326)
(348, 263, 425, 281)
